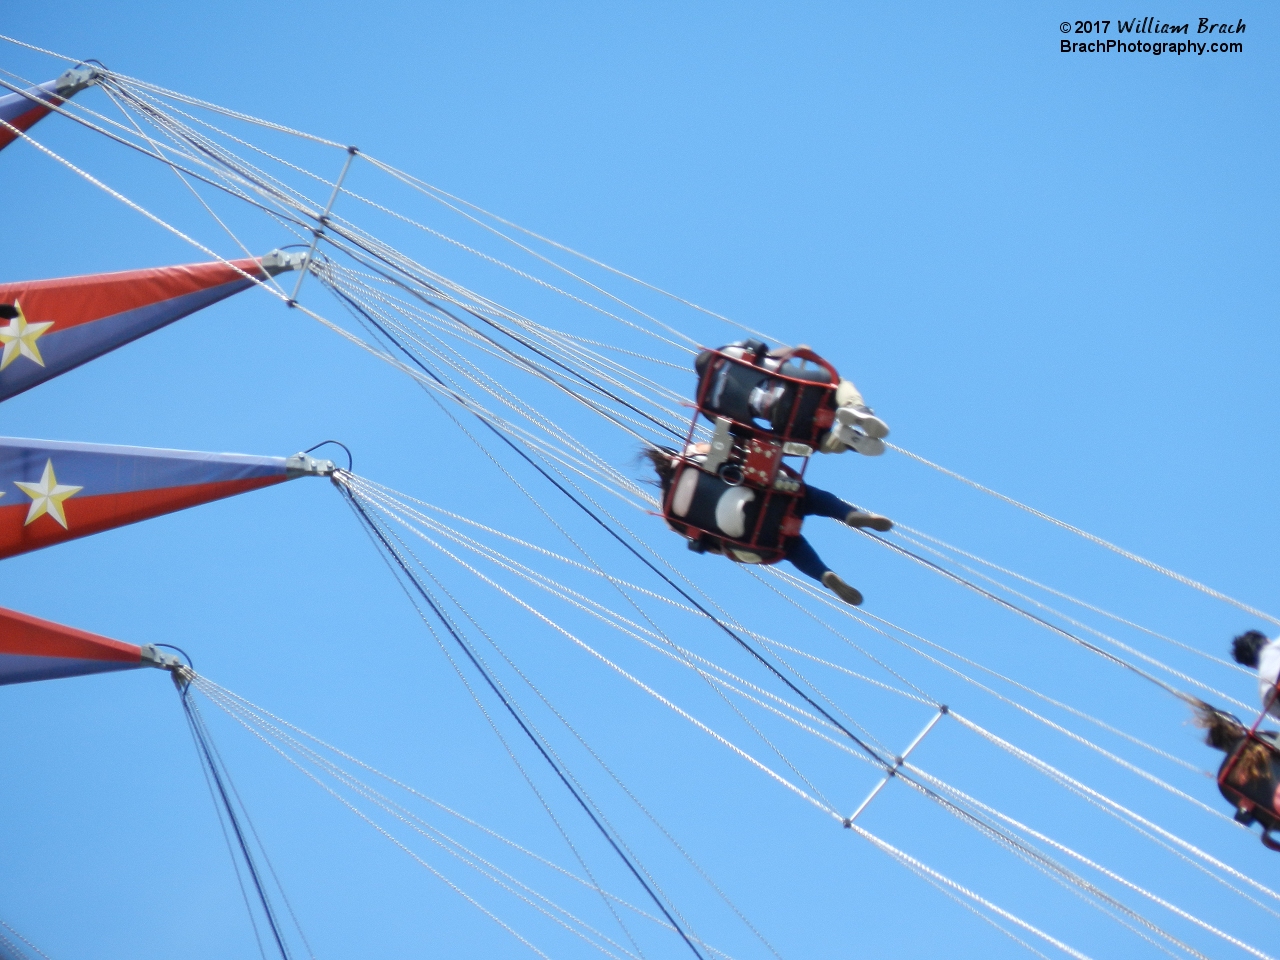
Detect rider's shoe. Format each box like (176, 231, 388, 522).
(833, 423, 885, 457)
(819, 430, 850, 454)
(836, 404, 889, 440)
(821, 571, 864, 606)
(844, 510, 893, 532)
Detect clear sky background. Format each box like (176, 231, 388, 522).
(0, 4, 1277, 960)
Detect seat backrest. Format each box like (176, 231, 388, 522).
(664, 462, 799, 564)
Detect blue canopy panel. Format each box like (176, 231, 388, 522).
(0, 253, 299, 403)
(0, 437, 334, 560)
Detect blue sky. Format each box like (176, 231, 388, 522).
(1, 4, 1277, 959)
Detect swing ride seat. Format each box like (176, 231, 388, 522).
(1216, 728, 1280, 849)
(663, 343, 838, 563)
(693, 343, 840, 448)
(661, 455, 805, 564)
(662, 404, 812, 566)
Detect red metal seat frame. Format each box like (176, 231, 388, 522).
(693, 345, 840, 447)
(1217, 684, 1280, 849)
(662, 346, 840, 562)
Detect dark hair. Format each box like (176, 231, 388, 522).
(640, 446, 678, 493)
(1194, 703, 1273, 780)
(1196, 703, 1244, 750)
(1232, 630, 1269, 668)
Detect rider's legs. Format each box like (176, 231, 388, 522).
(785, 538, 862, 604)
(784, 535, 830, 582)
(801, 485, 894, 532)
(800, 485, 857, 520)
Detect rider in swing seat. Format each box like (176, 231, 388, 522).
(694, 339, 890, 456)
(1201, 631, 1280, 849)
(1196, 703, 1280, 849)
(1231, 630, 1280, 718)
(645, 445, 892, 606)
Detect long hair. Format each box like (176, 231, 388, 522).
(640, 445, 678, 493)
(1195, 704, 1273, 783)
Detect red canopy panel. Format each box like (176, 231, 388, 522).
(0, 437, 329, 560)
(0, 254, 297, 403)
(0, 605, 144, 686)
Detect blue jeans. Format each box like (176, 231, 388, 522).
(782, 485, 855, 583)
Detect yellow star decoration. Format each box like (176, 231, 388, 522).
(14, 460, 83, 529)
(0, 301, 55, 371)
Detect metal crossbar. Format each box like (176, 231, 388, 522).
(290, 145, 358, 304)
(844, 706, 948, 828)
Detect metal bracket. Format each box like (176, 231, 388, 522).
(53, 65, 99, 97)
(139, 644, 185, 671)
(259, 249, 308, 277)
(781, 442, 813, 457)
(285, 453, 337, 478)
(701, 417, 734, 475)
(843, 705, 947, 828)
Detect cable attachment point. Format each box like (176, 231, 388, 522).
(301, 440, 352, 472)
(140, 644, 194, 689)
(54, 65, 99, 96)
(285, 452, 337, 478)
(140, 643, 184, 670)
(169, 663, 195, 691)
